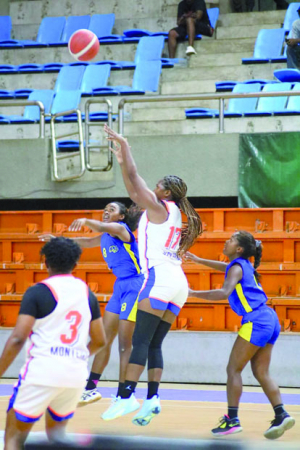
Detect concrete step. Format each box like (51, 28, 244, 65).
(162, 63, 284, 83)
(188, 52, 252, 68)
(216, 23, 282, 40)
(219, 10, 285, 27)
(176, 38, 257, 56)
(0, 43, 138, 66)
(0, 114, 298, 140)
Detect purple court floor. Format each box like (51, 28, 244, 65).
(0, 385, 299, 405)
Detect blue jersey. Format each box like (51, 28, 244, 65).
(101, 222, 141, 279)
(225, 257, 267, 317)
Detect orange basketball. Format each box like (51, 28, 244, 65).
(68, 29, 100, 61)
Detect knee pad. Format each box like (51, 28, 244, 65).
(148, 320, 171, 370)
(129, 310, 161, 366)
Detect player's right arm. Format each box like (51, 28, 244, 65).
(69, 219, 130, 242)
(185, 252, 228, 272)
(39, 234, 102, 249)
(0, 314, 35, 377)
(105, 124, 168, 224)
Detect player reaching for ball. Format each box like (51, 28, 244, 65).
(186, 231, 295, 440)
(39, 202, 143, 407)
(101, 124, 202, 426)
(2, 238, 106, 450)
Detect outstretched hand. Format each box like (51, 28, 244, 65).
(69, 218, 87, 232)
(104, 124, 129, 165)
(183, 251, 199, 263)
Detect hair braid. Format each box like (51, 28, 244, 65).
(162, 175, 202, 255)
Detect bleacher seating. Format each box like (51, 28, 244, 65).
(242, 28, 286, 64)
(0, 208, 299, 332)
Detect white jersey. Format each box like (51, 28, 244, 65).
(20, 275, 91, 388)
(138, 200, 182, 273)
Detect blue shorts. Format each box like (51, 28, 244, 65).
(239, 306, 281, 347)
(106, 274, 144, 322)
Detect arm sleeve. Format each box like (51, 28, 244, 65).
(19, 284, 57, 319)
(88, 288, 101, 321)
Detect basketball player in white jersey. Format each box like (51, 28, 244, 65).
(0, 237, 105, 449)
(101, 124, 202, 425)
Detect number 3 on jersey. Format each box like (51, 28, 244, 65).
(165, 226, 181, 250)
(60, 310, 82, 344)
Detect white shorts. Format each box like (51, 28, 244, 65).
(8, 377, 83, 423)
(139, 264, 188, 315)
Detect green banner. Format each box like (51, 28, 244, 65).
(239, 132, 300, 207)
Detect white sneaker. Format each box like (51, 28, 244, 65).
(101, 393, 140, 421)
(132, 395, 161, 426)
(186, 45, 197, 56)
(77, 388, 102, 407)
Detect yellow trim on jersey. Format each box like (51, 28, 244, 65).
(124, 243, 141, 274)
(235, 283, 253, 313)
(238, 322, 253, 342)
(127, 296, 138, 322)
(253, 275, 260, 288)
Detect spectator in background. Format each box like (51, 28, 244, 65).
(232, 0, 288, 12)
(286, 8, 300, 69)
(168, 0, 214, 58)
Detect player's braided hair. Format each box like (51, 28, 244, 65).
(113, 202, 142, 232)
(41, 237, 82, 273)
(162, 175, 202, 255)
(235, 230, 262, 282)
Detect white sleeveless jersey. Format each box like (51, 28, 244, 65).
(138, 200, 182, 273)
(20, 275, 91, 388)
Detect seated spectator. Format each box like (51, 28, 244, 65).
(232, 0, 288, 12)
(168, 0, 213, 58)
(286, 8, 300, 69)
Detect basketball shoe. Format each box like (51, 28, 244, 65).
(78, 388, 102, 406)
(101, 393, 140, 421)
(132, 395, 161, 426)
(264, 412, 295, 440)
(211, 415, 243, 436)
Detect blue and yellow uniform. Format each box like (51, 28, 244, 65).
(226, 257, 280, 347)
(101, 222, 143, 322)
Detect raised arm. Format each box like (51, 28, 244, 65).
(39, 233, 102, 249)
(189, 265, 242, 300)
(69, 218, 130, 242)
(105, 125, 167, 224)
(185, 252, 228, 272)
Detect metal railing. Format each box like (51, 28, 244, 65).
(0, 101, 45, 138)
(50, 109, 85, 182)
(117, 90, 300, 134)
(84, 99, 113, 172)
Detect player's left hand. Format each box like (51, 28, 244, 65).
(69, 218, 87, 232)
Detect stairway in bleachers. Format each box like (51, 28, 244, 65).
(0, 208, 299, 333)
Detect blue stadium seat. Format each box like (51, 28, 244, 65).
(51, 90, 82, 116)
(60, 15, 91, 45)
(0, 90, 14, 99)
(120, 36, 165, 69)
(0, 65, 17, 74)
(243, 79, 278, 85)
(276, 82, 300, 115)
(17, 64, 44, 73)
(283, 2, 300, 31)
(54, 66, 86, 92)
(0, 39, 23, 48)
(0, 16, 12, 41)
(185, 108, 218, 119)
(224, 83, 262, 117)
(95, 60, 122, 70)
(215, 81, 238, 92)
(89, 13, 122, 43)
(14, 89, 34, 99)
(80, 64, 111, 96)
(242, 28, 286, 64)
(43, 63, 65, 72)
(22, 17, 67, 47)
(244, 82, 292, 116)
(117, 60, 162, 95)
(274, 68, 300, 82)
(0, 118, 10, 124)
(123, 29, 152, 43)
(5, 90, 54, 123)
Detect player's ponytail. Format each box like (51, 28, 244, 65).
(114, 202, 142, 232)
(236, 231, 262, 282)
(162, 175, 202, 255)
